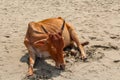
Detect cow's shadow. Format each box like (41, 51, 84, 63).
(20, 53, 63, 79)
(20, 45, 77, 79)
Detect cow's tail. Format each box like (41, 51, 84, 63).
(81, 41, 89, 46)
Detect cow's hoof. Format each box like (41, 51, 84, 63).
(27, 72, 34, 77)
(56, 64, 65, 70)
(80, 57, 88, 62)
(27, 74, 36, 79)
(83, 58, 88, 62)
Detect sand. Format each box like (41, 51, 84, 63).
(0, 0, 120, 80)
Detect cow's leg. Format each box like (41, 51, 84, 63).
(66, 23, 87, 60)
(24, 40, 36, 76)
(27, 50, 35, 76)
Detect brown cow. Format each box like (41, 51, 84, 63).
(24, 17, 88, 76)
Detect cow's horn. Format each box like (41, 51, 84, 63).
(41, 25, 48, 34)
(61, 20, 65, 31)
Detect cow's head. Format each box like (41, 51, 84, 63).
(35, 20, 66, 70)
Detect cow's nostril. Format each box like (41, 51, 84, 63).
(60, 65, 65, 70)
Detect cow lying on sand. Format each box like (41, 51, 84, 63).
(24, 17, 88, 76)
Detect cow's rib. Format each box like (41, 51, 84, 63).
(41, 25, 48, 34)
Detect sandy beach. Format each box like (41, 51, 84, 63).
(0, 0, 120, 80)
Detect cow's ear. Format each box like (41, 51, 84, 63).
(34, 39, 47, 46)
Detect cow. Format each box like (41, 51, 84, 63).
(24, 17, 88, 76)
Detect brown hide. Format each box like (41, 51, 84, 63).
(24, 17, 87, 76)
